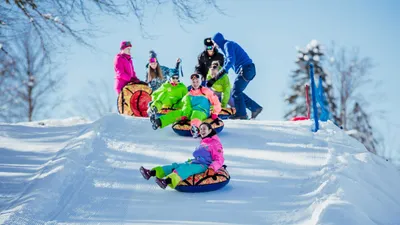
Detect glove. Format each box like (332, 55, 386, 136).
(180, 116, 188, 121)
(206, 168, 215, 176)
(211, 113, 218, 120)
(207, 78, 216, 87)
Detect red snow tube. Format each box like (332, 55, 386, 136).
(290, 116, 309, 121)
(117, 82, 152, 117)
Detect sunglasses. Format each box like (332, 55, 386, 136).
(211, 65, 218, 69)
(191, 74, 200, 79)
(206, 46, 214, 50)
(171, 76, 179, 80)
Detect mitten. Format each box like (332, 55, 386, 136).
(211, 113, 218, 120)
(206, 168, 215, 176)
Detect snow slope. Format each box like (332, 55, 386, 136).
(1, 114, 400, 225)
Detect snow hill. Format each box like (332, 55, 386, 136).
(1, 114, 400, 225)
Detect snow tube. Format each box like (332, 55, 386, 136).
(218, 108, 236, 120)
(156, 108, 175, 117)
(175, 165, 230, 192)
(290, 116, 309, 121)
(117, 83, 152, 117)
(171, 118, 224, 137)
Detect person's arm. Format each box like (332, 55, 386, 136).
(180, 94, 192, 118)
(220, 75, 231, 108)
(194, 54, 206, 76)
(204, 88, 221, 115)
(114, 57, 131, 82)
(209, 144, 224, 172)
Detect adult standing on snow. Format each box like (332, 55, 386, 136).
(114, 41, 144, 94)
(207, 32, 263, 120)
(191, 37, 224, 89)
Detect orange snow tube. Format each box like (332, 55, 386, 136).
(117, 82, 152, 117)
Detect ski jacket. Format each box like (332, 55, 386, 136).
(114, 53, 139, 94)
(181, 86, 221, 118)
(191, 134, 224, 171)
(194, 49, 224, 81)
(206, 66, 231, 108)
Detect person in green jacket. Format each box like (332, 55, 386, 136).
(148, 69, 188, 114)
(206, 61, 235, 108)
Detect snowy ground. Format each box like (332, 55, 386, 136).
(0, 114, 399, 225)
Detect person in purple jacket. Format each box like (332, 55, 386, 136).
(114, 41, 146, 94)
(139, 122, 224, 189)
(207, 33, 263, 120)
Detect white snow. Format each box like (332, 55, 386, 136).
(0, 114, 399, 225)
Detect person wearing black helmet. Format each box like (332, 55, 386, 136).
(192, 37, 224, 87)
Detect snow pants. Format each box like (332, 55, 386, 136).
(232, 63, 262, 117)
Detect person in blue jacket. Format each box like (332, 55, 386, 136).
(207, 32, 263, 120)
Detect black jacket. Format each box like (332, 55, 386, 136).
(194, 49, 224, 81)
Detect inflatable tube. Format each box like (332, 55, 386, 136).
(171, 118, 224, 137)
(290, 116, 309, 121)
(117, 83, 152, 117)
(218, 108, 236, 120)
(175, 165, 230, 192)
(156, 108, 175, 117)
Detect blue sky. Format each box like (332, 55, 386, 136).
(57, 0, 399, 159)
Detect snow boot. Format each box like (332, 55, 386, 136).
(191, 125, 200, 138)
(155, 177, 171, 189)
(150, 113, 161, 130)
(139, 166, 156, 180)
(251, 107, 263, 120)
(229, 114, 248, 120)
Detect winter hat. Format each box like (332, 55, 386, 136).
(204, 37, 213, 47)
(169, 68, 179, 78)
(149, 50, 157, 62)
(120, 41, 132, 50)
(212, 32, 226, 48)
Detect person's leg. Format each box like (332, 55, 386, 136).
(190, 110, 208, 128)
(166, 163, 207, 188)
(232, 64, 262, 118)
(231, 75, 250, 118)
(150, 162, 184, 179)
(158, 110, 183, 128)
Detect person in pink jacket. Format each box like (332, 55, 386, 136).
(140, 122, 224, 189)
(114, 41, 143, 94)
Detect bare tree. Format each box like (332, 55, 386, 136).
(1, 0, 224, 52)
(68, 79, 117, 121)
(0, 31, 63, 123)
(326, 42, 383, 153)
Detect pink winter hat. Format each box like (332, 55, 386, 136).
(120, 41, 132, 50)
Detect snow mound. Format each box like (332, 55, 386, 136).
(0, 114, 399, 225)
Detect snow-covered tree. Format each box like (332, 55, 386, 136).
(284, 40, 338, 122)
(326, 43, 381, 154)
(0, 32, 63, 122)
(1, 0, 223, 52)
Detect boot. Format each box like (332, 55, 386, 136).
(229, 114, 248, 120)
(155, 177, 171, 189)
(251, 107, 263, 119)
(139, 166, 156, 180)
(150, 114, 161, 130)
(191, 125, 200, 138)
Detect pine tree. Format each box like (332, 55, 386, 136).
(284, 40, 339, 122)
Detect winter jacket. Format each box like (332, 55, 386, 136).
(206, 66, 231, 108)
(151, 82, 188, 110)
(181, 86, 221, 118)
(146, 62, 181, 91)
(212, 32, 253, 75)
(194, 49, 224, 81)
(114, 53, 140, 94)
(191, 134, 224, 171)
